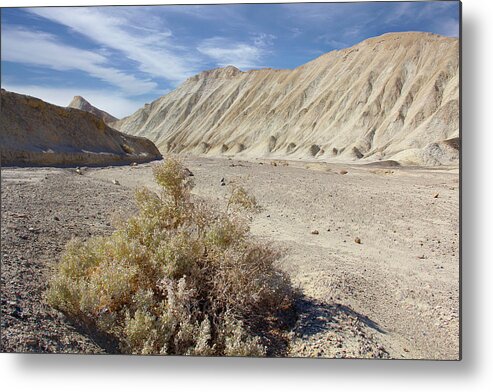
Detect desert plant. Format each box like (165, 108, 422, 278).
(46, 156, 294, 356)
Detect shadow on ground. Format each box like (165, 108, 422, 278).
(293, 296, 386, 337)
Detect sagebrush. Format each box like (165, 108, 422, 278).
(46, 157, 294, 355)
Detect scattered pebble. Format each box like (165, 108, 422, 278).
(183, 168, 194, 177)
(311, 230, 319, 235)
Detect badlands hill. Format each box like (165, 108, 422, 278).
(68, 95, 118, 124)
(0, 89, 162, 166)
(113, 32, 459, 166)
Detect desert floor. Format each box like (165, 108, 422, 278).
(1, 156, 460, 359)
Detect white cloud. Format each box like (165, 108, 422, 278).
(252, 33, 276, 47)
(2, 83, 153, 118)
(197, 35, 274, 70)
(384, 2, 413, 24)
(29, 7, 197, 83)
(290, 28, 302, 38)
(1, 27, 157, 95)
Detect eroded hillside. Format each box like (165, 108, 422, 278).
(113, 32, 459, 166)
(0, 90, 162, 166)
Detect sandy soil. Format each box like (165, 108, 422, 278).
(1, 157, 459, 359)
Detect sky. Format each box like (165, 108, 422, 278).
(1, 1, 460, 118)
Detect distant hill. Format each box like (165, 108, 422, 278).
(113, 32, 459, 166)
(68, 95, 118, 124)
(0, 89, 162, 166)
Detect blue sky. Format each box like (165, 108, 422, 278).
(1, 1, 460, 118)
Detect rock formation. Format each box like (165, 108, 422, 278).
(0, 89, 162, 166)
(68, 95, 118, 124)
(113, 32, 459, 166)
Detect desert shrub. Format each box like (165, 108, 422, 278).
(46, 157, 294, 356)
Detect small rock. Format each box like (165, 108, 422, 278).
(75, 167, 82, 175)
(130, 162, 138, 167)
(340, 170, 348, 175)
(54, 216, 60, 221)
(311, 230, 319, 235)
(433, 193, 439, 198)
(112, 179, 120, 185)
(354, 237, 361, 244)
(10, 306, 23, 319)
(25, 337, 38, 347)
(183, 168, 194, 177)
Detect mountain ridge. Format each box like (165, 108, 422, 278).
(68, 95, 118, 124)
(113, 32, 459, 166)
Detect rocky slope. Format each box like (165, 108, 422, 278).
(0, 89, 162, 166)
(68, 95, 118, 124)
(113, 32, 459, 166)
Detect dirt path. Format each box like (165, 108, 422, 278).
(1, 158, 459, 358)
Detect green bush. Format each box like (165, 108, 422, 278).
(46, 157, 294, 355)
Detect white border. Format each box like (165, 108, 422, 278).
(2, 1, 492, 391)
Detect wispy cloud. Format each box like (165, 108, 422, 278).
(290, 28, 302, 38)
(158, 4, 249, 25)
(384, 2, 413, 24)
(29, 7, 198, 83)
(280, 3, 339, 23)
(1, 27, 156, 95)
(197, 34, 274, 70)
(252, 33, 276, 47)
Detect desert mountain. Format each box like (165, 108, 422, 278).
(113, 32, 459, 166)
(68, 95, 118, 124)
(0, 89, 162, 166)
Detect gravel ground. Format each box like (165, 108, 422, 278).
(1, 167, 136, 353)
(1, 157, 459, 358)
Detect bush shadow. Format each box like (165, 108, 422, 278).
(293, 296, 386, 339)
